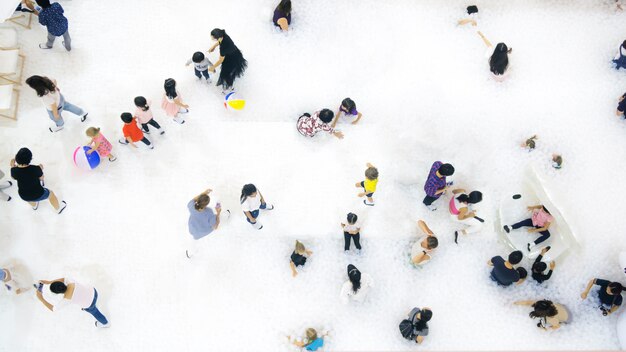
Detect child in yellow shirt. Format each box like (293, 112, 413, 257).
(356, 163, 378, 206)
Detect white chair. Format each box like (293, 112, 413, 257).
(0, 84, 19, 120)
(0, 49, 24, 85)
(0, 27, 18, 49)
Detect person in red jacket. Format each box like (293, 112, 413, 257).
(118, 113, 153, 149)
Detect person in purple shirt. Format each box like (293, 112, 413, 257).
(35, 0, 71, 51)
(423, 161, 454, 210)
(273, 0, 291, 31)
(332, 98, 363, 127)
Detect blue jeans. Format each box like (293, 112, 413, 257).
(194, 68, 210, 80)
(245, 203, 267, 223)
(82, 289, 108, 325)
(47, 95, 85, 127)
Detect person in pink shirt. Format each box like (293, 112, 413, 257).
(86, 127, 116, 162)
(503, 205, 554, 252)
(35, 278, 109, 328)
(296, 109, 344, 139)
(134, 96, 164, 135)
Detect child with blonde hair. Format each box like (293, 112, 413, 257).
(289, 240, 313, 277)
(355, 163, 378, 206)
(287, 328, 326, 351)
(86, 127, 116, 162)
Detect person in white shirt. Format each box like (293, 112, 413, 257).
(35, 278, 109, 328)
(477, 31, 511, 81)
(411, 220, 438, 266)
(1, 266, 29, 294)
(340, 264, 374, 304)
(25, 76, 88, 133)
(341, 212, 362, 251)
(240, 184, 274, 230)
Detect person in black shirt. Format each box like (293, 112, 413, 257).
(10, 148, 66, 214)
(290, 240, 312, 278)
(581, 278, 624, 316)
(532, 246, 555, 284)
(616, 93, 626, 119)
(488, 250, 523, 286)
(208, 28, 248, 93)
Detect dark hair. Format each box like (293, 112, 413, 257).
(240, 184, 257, 203)
(438, 163, 455, 176)
(341, 98, 356, 112)
(347, 264, 361, 293)
(134, 96, 149, 111)
(413, 308, 432, 332)
(15, 148, 33, 165)
(541, 206, 550, 214)
(508, 250, 523, 265)
(192, 51, 205, 63)
(318, 109, 334, 123)
(35, 0, 51, 8)
(25, 75, 56, 97)
(50, 281, 67, 294)
(195, 194, 210, 211)
(530, 300, 557, 328)
(426, 236, 439, 249)
(622, 40, 626, 49)
(347, 212, 358, 224)
(467, 5, 478, 14)
(489, 43, 510, 75)
(532, 261, 547, 273)
(120, 112, 133, 123)
(517, 267, 528, 279)
(609, 282, 624, 295)
(457, 191, 482, 204)
(276, 0, 292, 15)
(211, 28, 226, 40)
(164, 78, 178, 99)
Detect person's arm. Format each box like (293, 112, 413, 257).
(213, 206, 222, 229)
(529, 221, 550, 233)
(477, 31, 492, 47)
(244, 211, 255, 222)
(416, 335, 425, 344)
(418, 220, 434, 236)
(126, 136, 138, 148)
(208, 42, 219, 53)
(36, 290, 54, 311)
(331, 108, 342, 128)
(305, 250, 313, 256)
(185, 59, 193, 67)
(290, 261, 298, 277)
(38, 164, 45, 182)
(457, 207, 476, 220)
(10, 159, 15, 168)
(451, 188, 466, 194)
(412, 252, 427, 265)
(434, 186, 449, 195)
(527, 205, 543, 211)
(458, 18, 477, 26)
(352, 112, 363, 125)
(514, 300, 535, 306)
(50, 102, 60, 120)
(193, 189, 212, 201)
(609, 304, 621, 314)
(581, 279, 596, 299)
(88, 139, 100, 154)
(277, 17, 289, 31)
(209, 56, 225, 72)
(487, 259, 493, 266)
(173, 97, 189, 109)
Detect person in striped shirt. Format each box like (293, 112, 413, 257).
(422, 161, 454, 211)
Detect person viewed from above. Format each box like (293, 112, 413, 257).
(411, 220, 438, 266)
(488, 250, 524, 286)
(273, 0, 291, 31)
(581, 278, 624, 316)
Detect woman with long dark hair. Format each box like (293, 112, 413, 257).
(273, 0, 292, 31)
(240, 184, 274, 230)
(514, 299, 571, 330)
(339, 264, 373, 304)
(208, 29, 247, 93)
(449, 189, 483, 243)
(25, 75, 88, 132)
(477, 31, 512, 81)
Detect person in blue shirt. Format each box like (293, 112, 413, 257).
(35, 0, 71, 51)
(288, 328, 325, 351)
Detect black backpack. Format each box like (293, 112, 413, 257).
(399, 319, 415, 340)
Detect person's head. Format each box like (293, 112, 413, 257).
(35, 0, 51, 9)
(365, 166, 379, 181)
(517, 267, 528, 280)
(552, 154, 563, 168)
(210, 28, 226, 41)
(410, 307, 432, 332)
(532, 261, 547, 273)
(622, 40, 626, 49)
(419, 308, 433, 322)
(50, 281, 67, 294)
(85, 127, 100, 137)
(457, 191, 482, 204)
(25, 75, 56, 97)
(195, 194, 210, 211)
(438, 163, 455, 177)
(608, 282, 624, 296)
(347, 264, 361, 293)
(508, 250, 523, 265)
(425, 236, 439, 250)
(295, 240, 306, 255)
(525, 135, 537, 150)
(347, 212, 358, 225)
(530, 300, 558, 320)
(240, 184, 257, 203)
(120, 112, 133, 124)
(277, 0, 292, 14)
(467, 5, 478, 14)
(15, 148, 33, 165)
(134, 96, 149, 111)
(164, 78, 177, 99)
(341, 98, 356, 112)
(318, 109, 334, 123)
(489, 43, 511, 75)
(305, 328, 318, 341)
(192, 51, 205, 63)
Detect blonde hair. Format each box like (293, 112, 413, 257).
(86, 127, 100, 137)
(365, 166, 378, 180)
(305, 328, 318, 342)
(295, 240, 306, 254)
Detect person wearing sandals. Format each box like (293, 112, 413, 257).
(25, 76, 88, 133)
(411, 220, 439, 266)
(10, 148, 66, 214)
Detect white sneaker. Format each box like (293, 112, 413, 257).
(173, 116, 185, 124)
(205, 77, 213, 84)
(95, 321, 110, 328)
(426, 204, 437, 211)
(179, 108, 189, 114)
(251, 221, 263, 230)
(49, 125, 64, 133)
(118, 138, 129, 145)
